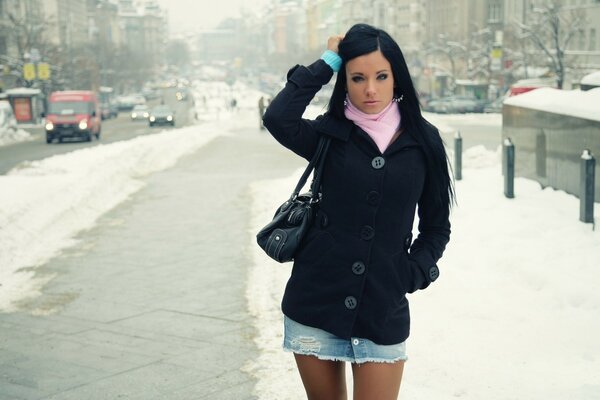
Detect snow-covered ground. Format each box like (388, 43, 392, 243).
(2, 82, 599, 398)
(244, 111, 600, 399)
(0, 81, 266, 311)
(0, 126, 34, 147)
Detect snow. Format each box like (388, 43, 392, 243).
(2, 79, 599, 397)
(0, 126, 33, 147)
(581, 71, 600, 86)
(4, 87, 42, 96)
(503, 87, 600, 122)
(0, 80, 266, 311)
(245, 113, 600, 399)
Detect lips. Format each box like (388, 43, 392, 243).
(364, 100, 378, 105)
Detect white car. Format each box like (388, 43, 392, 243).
(130, 104, 149, 121)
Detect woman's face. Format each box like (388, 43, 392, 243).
(345, 50, 395, 114)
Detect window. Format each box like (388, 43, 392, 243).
(489, 2, 502, 23)
(578, 30, 586, 50)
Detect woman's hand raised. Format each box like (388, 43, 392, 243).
(327, 35, 344, 54)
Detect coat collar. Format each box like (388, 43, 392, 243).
(315, 113, 421, 156)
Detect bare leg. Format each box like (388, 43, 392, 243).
(293, 354, 348, 400)
(351, 361, 405, 400)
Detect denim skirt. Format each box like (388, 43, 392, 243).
(283, 315, 407, 364)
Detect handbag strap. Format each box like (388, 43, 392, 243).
(290, 135, 331, 201)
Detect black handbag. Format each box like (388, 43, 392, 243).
(256, 136, 331, 263)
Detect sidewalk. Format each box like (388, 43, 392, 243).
(0, 126, 303, 399)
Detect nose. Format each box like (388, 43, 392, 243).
(366, 79, 376, 97)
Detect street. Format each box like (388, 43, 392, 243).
(0, 88, 192, 175)
(0, 104, 304, 399)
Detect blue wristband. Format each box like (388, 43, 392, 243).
(320, 50, 342, 72)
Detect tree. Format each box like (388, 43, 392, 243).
(516, 0, 585, 89)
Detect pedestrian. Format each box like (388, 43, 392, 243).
(262, 23, 453, 399)
(258, 96, 266, 130)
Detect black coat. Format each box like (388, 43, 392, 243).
(263, 59, 451, 345)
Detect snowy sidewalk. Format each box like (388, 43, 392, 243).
(245, 123, 600, 399)
(0, 110, 303, 399)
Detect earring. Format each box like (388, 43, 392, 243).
(393, 95, 404, 103)
(344, 98, 348, 106)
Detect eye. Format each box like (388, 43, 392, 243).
(351, 76, 364, 83)
(377, 74, 388, 80)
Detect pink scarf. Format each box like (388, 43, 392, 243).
(344, 96, 401, 153)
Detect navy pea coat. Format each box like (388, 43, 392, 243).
(262, 59, 451, 345)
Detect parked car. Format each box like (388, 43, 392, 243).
(148, 105, 175, 127)
(44, 90, 101, 143)
(426, 95, 486, 113)
(483, 96, 505, 113)
(100, 102, 118, 119)
(131, 104, 150, 121)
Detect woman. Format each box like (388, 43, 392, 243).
(262, 24, 453, 400)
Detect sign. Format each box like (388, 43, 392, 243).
(29, 48, 41, 63)
(37, 63, 50, 80)
(490, 46, 503, 72)
(13, 97, 32, 122)
(23, 63, 36, 80)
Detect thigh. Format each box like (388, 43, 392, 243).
(351, 361, 405, 400)
(294, 354, 348, 400)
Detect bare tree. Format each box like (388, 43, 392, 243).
(517, 0, 585, 89)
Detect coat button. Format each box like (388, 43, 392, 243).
(352, 261, 366, 275)
(344, 296, 357, 310)
(360, 225, 374, 240)
(371, 156, 385, 169)
(429, 266, 440, 281)
(366, 191, 380, 206)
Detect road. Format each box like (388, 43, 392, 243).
(427, 113, 503, 152)
(0, 88, 193, 175)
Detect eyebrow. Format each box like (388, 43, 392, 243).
(349, 70, 389, 75)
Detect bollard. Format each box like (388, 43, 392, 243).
(503, 137, 515, 198)
(454, 131, 462, 181)
(580, 149, 595, 224)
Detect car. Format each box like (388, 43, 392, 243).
(175, 88, 188, 101)
(44, 90, 101, 143)
(100, 102, 118, 119)
(426, 95, 486, 113)
(131, 104, 150, 121)
(483, 96, 505, 113)
(148, 105, 175, 127)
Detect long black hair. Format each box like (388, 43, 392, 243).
(328, 23, 454, 209)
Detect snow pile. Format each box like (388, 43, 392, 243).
(245, 115, 600, 399)
(0, 125, 218, 311)
(503, 87, 600, 122)
(0, 127, 33, 147)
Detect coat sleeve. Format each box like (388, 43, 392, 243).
(262, 59, 334, 161)
(406, 153, 452, 293)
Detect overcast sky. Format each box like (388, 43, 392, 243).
(156, 0, 270, 34)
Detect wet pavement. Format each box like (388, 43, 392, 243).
(0, 125, 303, 399)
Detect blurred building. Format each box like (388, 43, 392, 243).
(43, 0, 89, 48)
